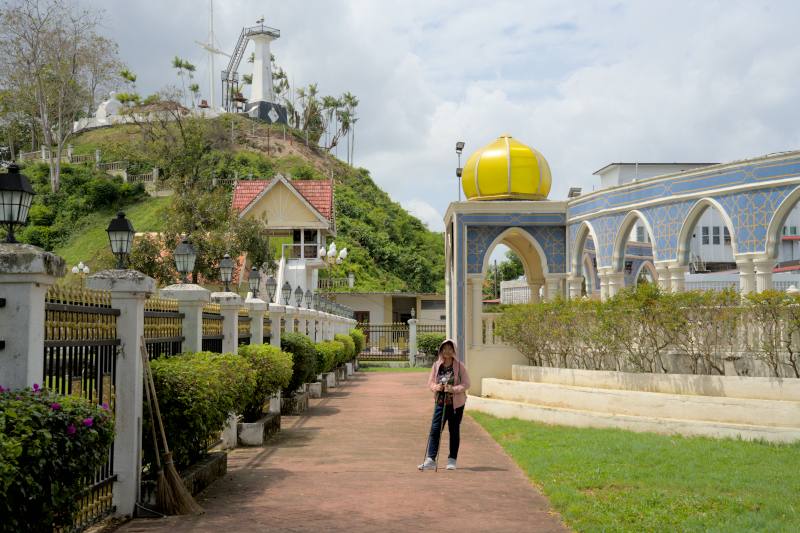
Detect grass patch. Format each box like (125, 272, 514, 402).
(54, 196, 171, 268)
(359, 366, 429, 373)
(470, 412, 800, 532)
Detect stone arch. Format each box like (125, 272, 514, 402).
(582, 252, 598, 295)
(676, 198, 738, 266)
(480, 227, 548, 282)
(572, 220, 600, 276)
(634, 260, 657, 284)
(765, 185, 800, 260)
(611, 210, 657, 272)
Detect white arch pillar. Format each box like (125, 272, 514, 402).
(754, 257, 776, 293)
(655, 262, 671, 292)
(469, 276, 483, 346)
(528, 281, 543, 303)
(567, 276, 583, 299)
(736, 256, 756, 295)
(669, 264, 689, 293)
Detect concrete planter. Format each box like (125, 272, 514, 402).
(141, 451, 227, 505)
(220, 412, 239, 450)
(308, 381, 323, 398)
(268, 392, 281, 414)
(281, 390, 309, 415)
(237, 412, 281, 446)
(354, 359, 360, 371)
(345, 362, 354, 376)
(336, 366, 346, 382)
(324, 372, 337, 389)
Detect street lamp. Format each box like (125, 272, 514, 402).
(313, 292, 320, 310)
(71, 261, 90, 287)
(248, 266, 261, 297)
(265, 275, 277, 303)
(294, 285, 304, 307)
(106, 212, 135, 269)
(219, 254, 234, 292)
(281, 281, 292, 305)
(0, 163, 34, 243)
(174, 237, 197, 283)
(305, 289, 312, 308)
(455, 141, 465, 201)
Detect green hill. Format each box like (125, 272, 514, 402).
(41, 116, 444, 293)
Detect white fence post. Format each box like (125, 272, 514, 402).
(269, 303, 285, 347)
(160, 284, 210, 353)
(213, 292, 242, 353)
(0, 244, 64, 390)
(408, 318, 417, 366)
(87, 270, 155, 518)
(248, 297, 267, 344)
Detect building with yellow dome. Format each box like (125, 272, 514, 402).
(461, 135, 552, 201)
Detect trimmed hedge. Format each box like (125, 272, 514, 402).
(280, 332, 317, 392)
(238, 344, 293, 422)
(334, 333, 356, 363)
(147, 351, 256, 470)
(350, 328, 365, 355)
(315, 341, 342, 374)
(418, 332, 446, 356)
(0, 386, 115, 531)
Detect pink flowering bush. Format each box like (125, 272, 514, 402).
(0, 385, 114, 531)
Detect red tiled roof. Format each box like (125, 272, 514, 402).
(231, 178, 333, 220)
(774, 264, 800, 273)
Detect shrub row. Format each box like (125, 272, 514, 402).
(418, 332, 446, 356)
(0, 386, 114, 531)
(496, 283, 800, 378)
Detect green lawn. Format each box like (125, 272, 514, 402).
(470, 412, 800, 532)
(54, 196, 170, 269)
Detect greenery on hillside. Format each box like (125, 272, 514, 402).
(60, 116, 444, 293)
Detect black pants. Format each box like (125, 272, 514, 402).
(426, 401, 464, 460)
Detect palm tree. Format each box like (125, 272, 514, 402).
(189, 83, 200, 108)
(172, 56, 187, 104)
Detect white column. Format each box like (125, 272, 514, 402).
(567, 276, 583, 300)
(655, 263, 671, 292)
(284, 306, 296, 334)
(269, 303, 285, 347)
(607, 271, 626, 298)
(0, 244, 64, 390)
(598, 269, 610, 301)
(669, 264, 688, 293)
(528, 280, 543, 303)
(544, 276, 563, 301)
(160, 284, 210, 353)
(250, 34, 275, 103)
(87, 270, 156, 517)
(297, 310, 308, 338)
(408, 318, 418, 365)
(754, 258, 776, 293)
(736, 257, 756, 296)
(212, 292, 242, 353)
(247, 298, 267, 345)
(469, 277, 483, 346)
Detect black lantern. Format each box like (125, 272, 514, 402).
(313, 292, 320, 310)
(281, 281, 292, 305)
(265, 275, 277, 303)
(106, 212, 135, 269)
(248, 266, 261, 296)
(305, 289, 312, 308)
(174, 237, 197, 283)
(0, 163, 34, 243)
(294, 285, 304, 307)
(219, 254, 234, 292)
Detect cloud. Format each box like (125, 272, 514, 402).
(98, 0, 800, 221)
(403, 199, 444, 232)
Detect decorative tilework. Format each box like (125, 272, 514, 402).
(716, 186, 795, 254)
(466, 224, 566, 274)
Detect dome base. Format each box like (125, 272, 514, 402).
(469, 193, 549, 201)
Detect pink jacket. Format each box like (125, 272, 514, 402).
(427, 339, 471, 409)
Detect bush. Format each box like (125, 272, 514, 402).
(334, 333, 356, 363)
(350, 328, 365, 355)
(418, 332, 446, 356)
(280, 332, 317, 392)
(314, 341, 341, 374)
(237, 344, 294, 422)
(0, 386, 114, 531)
(147, 351, 255, 470)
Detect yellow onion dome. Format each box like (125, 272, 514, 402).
(461, 134, 551, 201)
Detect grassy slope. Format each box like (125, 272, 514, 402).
(54, 196, 170, 268)
(471, 412, 800, 532)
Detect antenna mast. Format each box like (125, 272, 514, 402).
(209, 0, 215, 109)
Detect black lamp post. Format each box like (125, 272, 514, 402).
(265, 275, 277, 303)
(313, 292, 320, 310)
(0, 163, 34, 243)
(248, 266, 261, 297)
(294, 285, 304, 307)
(455, 141, 465, 201)
(106, 212, 135, 269)
(174, 237, 197, 283)
(305, 289, 312, 308)
(281, 281, 292, 305)
(219, 254, 234, 292)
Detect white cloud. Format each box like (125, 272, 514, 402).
(403, 199, 444, 232)
(98, 0, 800, 221)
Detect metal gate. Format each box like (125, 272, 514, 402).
(357, 323, 409, 360)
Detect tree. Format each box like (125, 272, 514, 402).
(0, 0, 120, 191)
(81, 34, 121, 114)
(171, 56, 195, 107)
(189, 83, 200, 108)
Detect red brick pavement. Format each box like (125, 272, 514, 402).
(118, 371, 568, 533)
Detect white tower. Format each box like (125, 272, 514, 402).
(249, 26, 278, 104)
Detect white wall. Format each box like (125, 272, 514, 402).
(333, 293, 387, 323)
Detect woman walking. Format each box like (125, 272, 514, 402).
(418, 339, 471, 471)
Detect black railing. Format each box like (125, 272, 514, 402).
(202, 336, 224, 353)
(357, 323, 409, 361)
(202, 310, 224, 353)
(44, 289, 119, 530)
(144, 306, 184, 359)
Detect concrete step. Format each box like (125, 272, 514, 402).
(467, 395, 800, 443)
(482, 378, 800, 428)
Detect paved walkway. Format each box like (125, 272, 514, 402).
(119, 371, 567, 532)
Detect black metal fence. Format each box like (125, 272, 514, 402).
(144, 297, 184, 358)
(44, 285, 119, 530)
(357, 323, 409, 360)
(202, 303, 224, 353)
(238, 308, 251, 345)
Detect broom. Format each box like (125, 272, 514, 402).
(140, 341, 203, 515)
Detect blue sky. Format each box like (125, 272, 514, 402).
(98, 0, 800, 232)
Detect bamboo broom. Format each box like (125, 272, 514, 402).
(140, 341, 203, 515)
